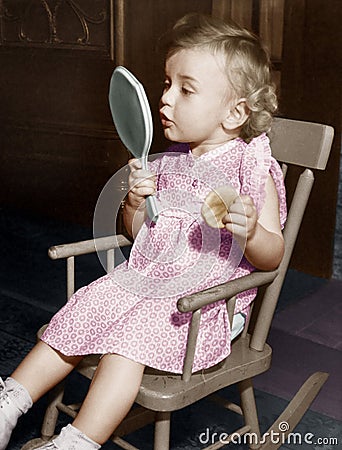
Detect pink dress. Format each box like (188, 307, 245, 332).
(42, 134, 287, 374)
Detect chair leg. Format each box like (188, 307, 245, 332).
(258, 372, 329, 450)
(239, 378, 261, 450)
(154, 411, 171, 450)
(40, 381, 65, 440)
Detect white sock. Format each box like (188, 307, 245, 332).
(53, 424, 101, 449)
(5, 377, 33, 414)
(0, 377, 32, 450)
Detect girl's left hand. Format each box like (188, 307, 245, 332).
(222, 195, 258, 242)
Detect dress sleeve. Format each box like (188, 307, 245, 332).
(239, 133, 287, 228)
(270, 158, 287, 228)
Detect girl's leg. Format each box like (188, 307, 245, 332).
(11, 340, 83, 402)
(72, 353, 145, 445)
(1, 341, 82, 450)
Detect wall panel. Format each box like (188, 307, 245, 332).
(0, 1, 118, 224)
(0, 0, 214, 224)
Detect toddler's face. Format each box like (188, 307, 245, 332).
(160, 48, 235, 153)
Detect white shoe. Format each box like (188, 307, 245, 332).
(0, 377, 32, 450)
(35, 424, 101, 449)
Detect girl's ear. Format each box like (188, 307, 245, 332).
(222, 99, 249, 131)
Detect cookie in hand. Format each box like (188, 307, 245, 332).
(201, 185, 238, 228)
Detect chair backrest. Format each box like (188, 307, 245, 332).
(269, 117, 334, 169)
(249, 117, 334, 352)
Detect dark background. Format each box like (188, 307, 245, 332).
(0, 0, 341, 278)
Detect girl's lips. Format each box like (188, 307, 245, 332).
(160, 112, 173, 128)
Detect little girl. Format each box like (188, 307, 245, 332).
(1, 13, 286, 449)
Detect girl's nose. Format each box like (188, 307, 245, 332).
(160, 86, 174, 107)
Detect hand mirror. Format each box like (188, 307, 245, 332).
(109, 66, 158, 222)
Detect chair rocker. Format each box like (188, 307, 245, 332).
(22, 117, 334, 450)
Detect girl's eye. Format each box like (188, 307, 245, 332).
(163, 80, 171, 92)
(181, 87, 193, 96)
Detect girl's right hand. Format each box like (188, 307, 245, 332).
(127, 158, 156, 209)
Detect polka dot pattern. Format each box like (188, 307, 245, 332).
(42, 134, 287, 374)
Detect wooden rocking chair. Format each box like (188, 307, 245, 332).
(22, 117, 334, 450)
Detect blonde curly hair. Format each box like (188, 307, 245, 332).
(163, 13, 277, 143)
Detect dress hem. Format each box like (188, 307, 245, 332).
(40, 335, 230, 375)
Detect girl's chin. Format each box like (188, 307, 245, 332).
(163, 128, 185, 142)
(163, 128, 175, 140)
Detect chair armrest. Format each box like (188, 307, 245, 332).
(48, 234, 132, 260)
(177, 270, 278, 313)
(179, 270, 278, 379)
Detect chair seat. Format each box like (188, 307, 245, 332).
(75, 335, 272, 412)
